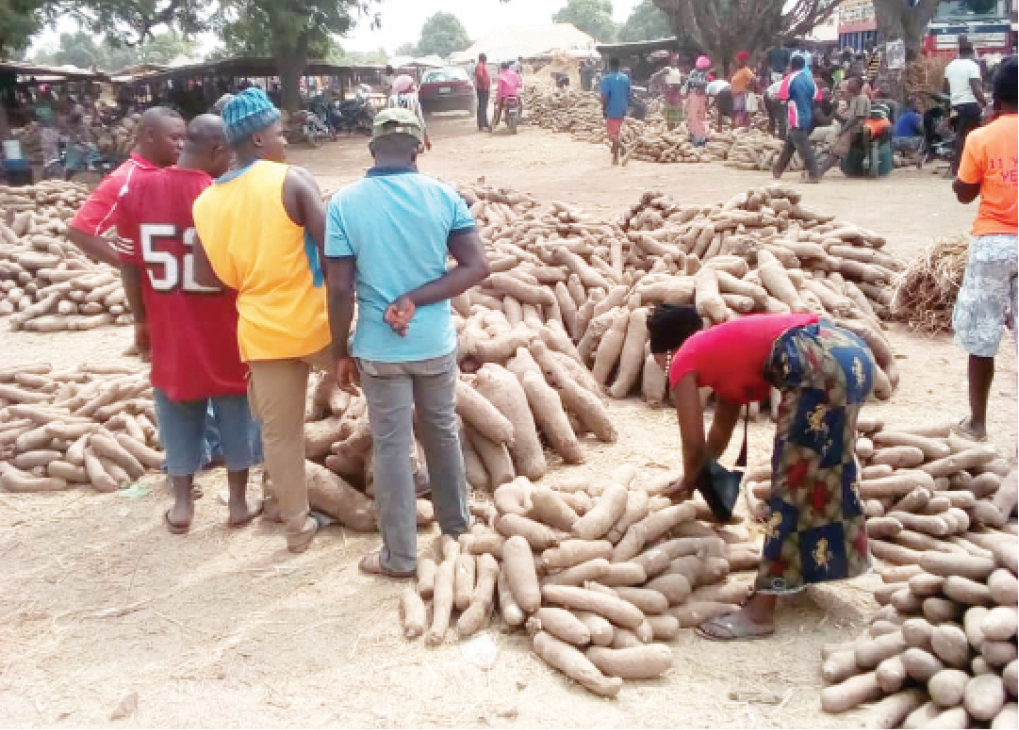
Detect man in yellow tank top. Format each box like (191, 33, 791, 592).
(192, 87, 332, 553)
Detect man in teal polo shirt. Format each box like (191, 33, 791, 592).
(324, 108, 491, 578)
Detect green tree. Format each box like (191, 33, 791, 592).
(652, 0, 842, 73)
(552, 0, 618, 42)
(65, 0, 382, 112)
(31, 28, 194, 70)
(44, 30, 103, 68)
(618, 0, 672, 41)
(1, 0, 52, 58)
(414, 11, 470, 58)
(328, 44, 388, 65)
(393, 41, 417, 56)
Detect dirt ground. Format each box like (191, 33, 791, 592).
(1, 113, 1016, 729)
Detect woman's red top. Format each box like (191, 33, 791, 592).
(668, 313, 819, 404)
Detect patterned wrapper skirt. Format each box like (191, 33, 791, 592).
(756, 320, 875, 595)
(686, 92, 708, 139)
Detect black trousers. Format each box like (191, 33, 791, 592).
(766, 96, 787, 139)
(477, 89, 489, 130)
(951, 102, 982, 174)
(773, 128, 820, 180)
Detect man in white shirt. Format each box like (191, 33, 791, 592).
(764, 78, 786, 138)
(707, 79, 733, 132)
(943, 37, 986, 174)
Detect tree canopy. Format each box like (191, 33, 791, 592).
(552, 0, 618, 42)
(31, 29, 193, 70)
(652, 0, 841, 71)
(618, 0, 673, 42)
(328, 45, 388, 66)
(41, 0, 382, 112)
(1, 0, 52, 58)
(413, 12, 470, 58)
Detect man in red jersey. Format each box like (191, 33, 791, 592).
(67, 107, 185, 266)
(117, 115, 262, 534)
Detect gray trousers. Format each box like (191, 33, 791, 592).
(358, 351, 469, 572)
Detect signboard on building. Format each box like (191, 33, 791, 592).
(838, 0, 877, 34)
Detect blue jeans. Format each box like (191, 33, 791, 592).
(153, 390, 261, 477)
(201, 403, 264, 469)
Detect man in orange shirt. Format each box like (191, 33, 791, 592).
(730, 50, 756, 128)
(951, 58, 1017, 442)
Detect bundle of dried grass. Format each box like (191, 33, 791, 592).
(891, 236, 969, 334)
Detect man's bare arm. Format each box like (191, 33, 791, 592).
(953, 178, 981, 204)
(325, 256, 357, 360)
(397, 230, 490, 307)
(67, 227, 121, 267)
(283, 167, 326, 256)
(119, 264, 146, 322)
(119, 263, 150, 360)
(970, 78, 986, 107)
(191, 234, 226, 290)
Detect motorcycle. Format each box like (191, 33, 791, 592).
(917, 92, 955, 169)
(329, 86, 376, 135)
(503, 96, 521, 134)
(295, 109, 333, 148)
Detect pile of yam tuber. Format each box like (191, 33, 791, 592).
(739, 417, 1019, 728)
(819, 510, 1016, 727)
(854, 418, 1015, 561)
(460, 181, 902, 414)
(1, 182, 131, 330)
(520, 87, 818, 168)
(0, 362, 164, 493)
(399, 466, 766, 696)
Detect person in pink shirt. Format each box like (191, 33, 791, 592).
(492, 61, 523, 129)
(646, 305, 876, 641)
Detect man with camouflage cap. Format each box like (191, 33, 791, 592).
(324, 108, 490, 577)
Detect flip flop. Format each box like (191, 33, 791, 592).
(227, 498, 264, 528)
(951, 418, 988, 443)
(164, 509, 191, 535)
(286, 516, 320, 554)
(695, 612, 774, 642)
(358, 550, 416, 579)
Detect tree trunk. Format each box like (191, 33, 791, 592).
(873, 0, 943, 102)
(276, 54, 305, 114)
(873, 0, 943, 55)
(273, 33, 310, 115)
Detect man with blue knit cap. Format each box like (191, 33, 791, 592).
(192, 87, 334, 554)
(324, 108, 490, 577)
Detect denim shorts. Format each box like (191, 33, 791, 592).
(153, 389, 260, 476)
(953, 234, 1018, 358)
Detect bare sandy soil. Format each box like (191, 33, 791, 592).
(0, 113, 1015, 729)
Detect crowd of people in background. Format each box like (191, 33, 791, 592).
(575, 37, 1010, 182)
